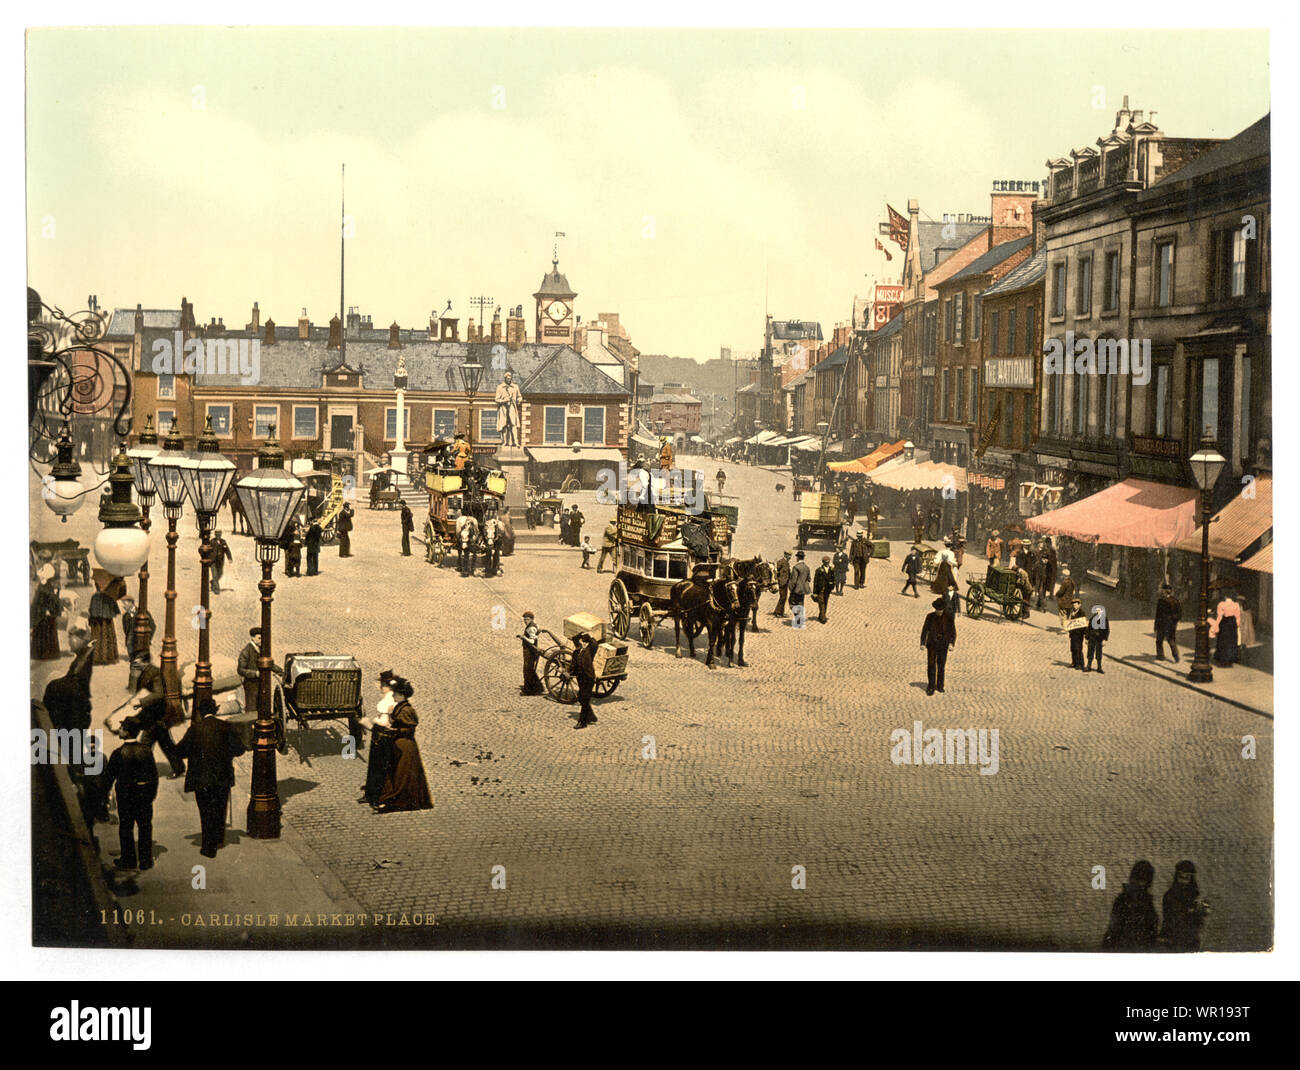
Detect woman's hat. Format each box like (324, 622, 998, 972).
(392, 676, 415, 699)
(932, 598, 946, 609)
(1061, 567, 1070, 576)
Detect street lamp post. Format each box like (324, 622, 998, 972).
(458, 357, 484, 456)
(45, 420, 86, 523)
(177, 416, 237, 719)
(147, 421, 189, 720)
(235, 427, 305, 839)
(92, 443, 151, 581)
(1188, 436, 1226, 684)
(126, 416, 160, 659)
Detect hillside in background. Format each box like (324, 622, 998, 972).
(637, 354, 752, 398)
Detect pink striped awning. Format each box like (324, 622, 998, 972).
(1025, 478, 1199, 549)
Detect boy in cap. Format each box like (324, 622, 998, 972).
(518, 613, 544, 696)
(580, 535, 594, 569)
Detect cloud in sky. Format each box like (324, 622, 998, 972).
(27, 27, 1268, 360)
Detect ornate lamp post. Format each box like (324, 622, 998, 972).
(235, 427, 305, 839)
(458, 357, 484, 456)
(93, 444, 151, 579)
(126, 416, 160, 658)
(148, 421, 189, 719)
(1188, 436, 1226, 684)
(176, 416, 237, 719)
(44, 420, 86, 523)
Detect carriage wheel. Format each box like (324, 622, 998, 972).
(595, 677, 620, 697)
(1004, 589, 1025, 621)
(638, 602, 655, 649)
(966, 586, 985, 619)
(542, 649, 578, 704)
(609, 578, 631, 639)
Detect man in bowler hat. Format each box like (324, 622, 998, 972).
(921, 597, 957, 695)
(174, 697, 246, 858)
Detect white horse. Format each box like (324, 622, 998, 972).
(455, 514, 480, 576)
(480, 517, 503, 577)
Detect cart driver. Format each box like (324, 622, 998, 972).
(237, 627, 283, 722)
(450, 433, 472, 470)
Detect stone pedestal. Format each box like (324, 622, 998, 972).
(495, 444, 529, 517)
(389, 448, 409, 477)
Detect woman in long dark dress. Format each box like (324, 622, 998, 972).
(1211, 596, 1242, 666)
(30, 571, 62, 661)
(1160, 859, 1209, 951)
(89, 570, 126, 665)
(376, 677, 432, 813)
(359, 670, 398, 806)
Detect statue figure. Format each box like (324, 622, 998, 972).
(494, 371, 523, 447)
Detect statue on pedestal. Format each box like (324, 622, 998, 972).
(495, 371, 523, 447)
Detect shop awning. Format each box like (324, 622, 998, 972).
(1173, 476, 1272, 561)
(724, 436, 742, 445)
(1024, 478, 1199, 549)
(527, 446, 625, 464)
(746, 429, 781, 445)
(631, 432, 659, 449)
(828, 439, 907, 474)
(1239, 542, 1273, 573)
(872, 459, 968, 493)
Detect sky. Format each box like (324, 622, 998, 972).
(26, 27, 1269, 361)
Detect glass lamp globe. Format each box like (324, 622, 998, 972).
(93, 525, 151, 577)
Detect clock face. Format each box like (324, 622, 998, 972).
(546, 300, 568, 322)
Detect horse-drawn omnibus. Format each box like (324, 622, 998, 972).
(423, 462, 509, 574)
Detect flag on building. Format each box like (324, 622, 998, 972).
(887, 204, 909, 251)
(875, 238, 893, 262)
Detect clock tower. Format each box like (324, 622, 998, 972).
(533, 254, 577, 346)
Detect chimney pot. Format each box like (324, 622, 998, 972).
(327, 314, 341, 350)
(388, 321, 403, 349)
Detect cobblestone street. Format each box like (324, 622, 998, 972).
(37, 456, 1272, 949)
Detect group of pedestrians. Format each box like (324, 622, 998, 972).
(358, 669, 433, 812)
(1103, 859, 1210, 951)
(517, 611, 599, 729)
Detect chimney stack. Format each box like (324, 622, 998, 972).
(388, 321, 403, 349)
(299, 308, 311, 340)
(264, 318, 276, 345)
(327, 314, 341, 350)
(467, 320, 479, 344)
(490, 306, 503, 344)
(249, 301, 260, 334)
(506, 305, 526, 350)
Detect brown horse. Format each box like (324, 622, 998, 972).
(718, 557, 777, 667)
(223, 484, 251, 535)
(669, 566, 734, 668)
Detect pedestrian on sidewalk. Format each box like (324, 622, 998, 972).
(832, 547, 849, 595)
(1084, 603, 1109, 672)
(30, 566, 62, 661)
(116, 652, 186, 779)
(1066, 598, 1086, 669)
(304, 518, 322, 575)
(174, 696, 246, 858)
(788, 550, 811, 623)
(813, 555, 834, 623)
(1055, 568, 1076, 628)
(89, 570, 126, 665)
(281, 519, 302, 577)
(1102, 860, 1159, 950)
(1160, 860, 1210, 951)
(901, 545, 922, 597)
(375, 677, 432, 811)
(921, 597, 956, 696)
(572, 633, 599, 729)
(359, 670, 397, 805)
(97, 721, 159, 871)
(580, 536, 594, 569)
(1210, 593, 1242, 666)
(337, 503, 355, 557)
(911, 503, 926, 545)
(596, 520, 618, 573)
(1039, 538, 1058, 611)
(1154, 583, 1182, 662)
(985, 530, 1004, 569)
(772, 550, 792, 617)
(850, 530, 870, 589)
(400, 500, 414, 556)
(209, 530, 233, 594)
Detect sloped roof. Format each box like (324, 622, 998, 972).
(534, 259, 577, 298)
(105, 308, 182, 337)
(873, 310, 906, 340)
(771, 320, 823, 341)
(814, 345, 850, 372)
(193, 340, 626, 397)
(918, 221, 988, 274)
(981, 246, 1047, 299)
(1141, 114, 1268, 196)
(945, 235, 1034, 284)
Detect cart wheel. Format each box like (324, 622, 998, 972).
(609, 578, 631, 639)
(542, 649, 578, 704)
(966, 586, 985, 618)
(595, 677, 620, 697)
(1005, 589, 1025, 621)
(272, 686, 288, 756)
(638, 602, 655, 649)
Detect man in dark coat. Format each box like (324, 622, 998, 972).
(921, 597, 957, 696)
(400, 501, 414, 557)
(788, 551, 812, 625)
(911, 503, 925, 545)
(1103, 860, 1159, 950)
(572, 634, 599, 729)
(1066, 598, 1086, 669)
(518, 612, 544, 696)
(1154, 583, 1182, 662)
(337, 504, 354, 557)
(98, 721, 159, 870)
(813, 555, 835, 623)
(569, 505, 585, 548)
(1084, 603, 1110, 673)
(209, 530, 233, 594)
(832, 547, 850, 596)
(772, 551, 792, 617)
(119, 653, 185, 779)
(303, 518, 322, 575)
(1039, 539, 1057, 611)
(901, 545, 922, 597)
(849, 531, 870, 589)
(174, 697, 246, 858)
(281, 519, 301, 578)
